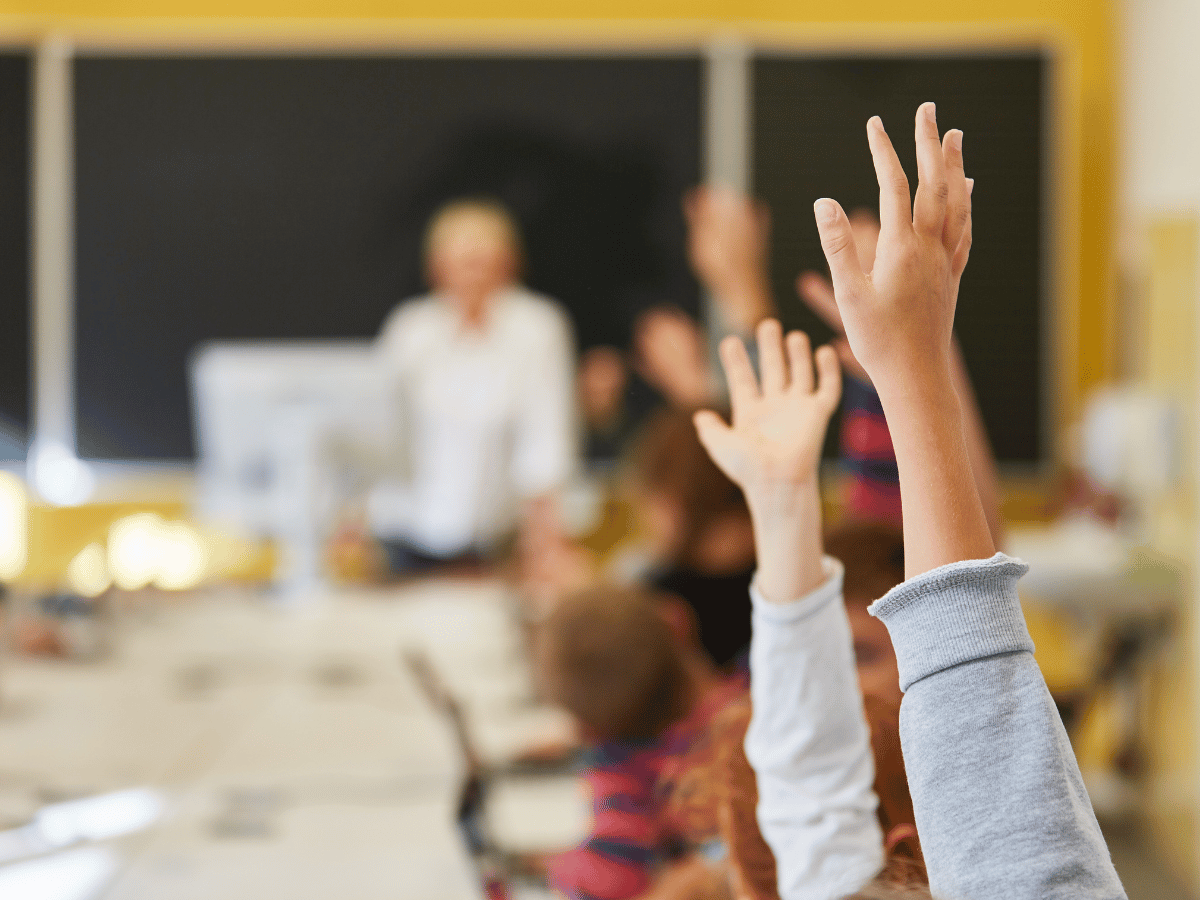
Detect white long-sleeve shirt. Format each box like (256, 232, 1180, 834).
(368, 286, 577, 555)
(745, 556, 885, 900)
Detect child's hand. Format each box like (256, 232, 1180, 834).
(693, 318, 839, 604)
(633, 306, 714, 407)
(795, 209, 882, 384)
(813, 103, 970, 397)
(694, 319, 840, 503)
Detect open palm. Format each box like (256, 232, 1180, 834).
(694, 319, 841, 493)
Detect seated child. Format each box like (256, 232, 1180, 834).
(698, 103, 1125, 899)
(536, 582, 747, 900)
(632, 407, 757, 670)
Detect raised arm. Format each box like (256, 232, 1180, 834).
(813, 106, 992, 577)
(695, 320, 884, 900)
(796, 210, 1003, 548)
(813, 103, 1125, 900)
(684, 185, 776, 335)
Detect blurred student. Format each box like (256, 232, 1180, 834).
(536, 582, 746, 900)
(702, 104, 1125, 900)
(631, 407, 756, 670)
(369, 199, 577, 572)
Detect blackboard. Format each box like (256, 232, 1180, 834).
(0, 52, 29, 460)
(753, 53, 1046, 463)
(73, 50, 1046, 464)
(74, 54, 703, 459)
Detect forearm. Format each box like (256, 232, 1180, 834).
(716, 277, 776, 334)
(876, 375, 994, 579)
(745, 478, 824, 605)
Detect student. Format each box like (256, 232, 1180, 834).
(369, 198, 577, 571)
(536, 582, 747, 900)
(694, 318, 886, 900)
(701, 103, 1126, 899)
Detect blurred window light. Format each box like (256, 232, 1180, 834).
(65, 542, 110, 598)
(0, 846, 117, 900)
(0, 471, 28, 581)
(153, 522, 209, 591)
(108, 514, 210, 592)
(107, 513, 165, 591)
(30, 443, 95, 508)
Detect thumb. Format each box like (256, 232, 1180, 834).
(693, 410, 742, 480)
(813, 199, 869, 304)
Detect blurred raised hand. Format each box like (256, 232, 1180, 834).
(633, 306, 715, 408)
(683, 185, 775, 333)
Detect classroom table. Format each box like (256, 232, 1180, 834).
(0, 578, 580, 900)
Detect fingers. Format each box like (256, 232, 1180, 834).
(718, 335, 760, 421)
(785, 330, 813, 393)
(795, 272, 845, 334)
(813, 199, 870, 303)
(912, 102, 949, 239)
(814, 344, 843, 413)
(941, 129, 969, 254)
(952, 177, 974, 278)
(692, 410, 739, 478)
(756, 319, 787, 395)
(866, 117, 911, 238)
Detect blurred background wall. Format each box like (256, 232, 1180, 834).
(1121, 0, 1200, 884)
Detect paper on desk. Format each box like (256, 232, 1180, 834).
(485, 775, 590, 854)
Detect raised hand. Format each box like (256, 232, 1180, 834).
(795, 209, 882, 384)
(683, 185, 775, 332)
(811, 103, 993, 578)
(812, 103, 971, 397)
(632, 306, 715, 407)
(694, 319, 840, 499)
(693, 318, 840, 604)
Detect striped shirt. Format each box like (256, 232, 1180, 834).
(841, 374, 902, 525)
(549, 675, 747, 900)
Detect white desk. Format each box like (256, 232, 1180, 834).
(0, 579, 575, 900)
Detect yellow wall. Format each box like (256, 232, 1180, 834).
(1, 0, 1117, 431)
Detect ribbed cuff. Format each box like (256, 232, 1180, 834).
(868, 553, 1032, 692)
(750, 556, 844, 624)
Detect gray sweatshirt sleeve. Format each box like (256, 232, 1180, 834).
(869, 553, 1126, 900)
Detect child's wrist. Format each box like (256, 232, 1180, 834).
(743, 474, 820, 520)
(873, 364, 959, 418)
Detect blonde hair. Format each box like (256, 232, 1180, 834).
(422, 197, 525, 272)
